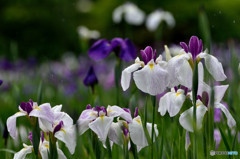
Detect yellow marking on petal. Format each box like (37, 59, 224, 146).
(100, 115, 104, 121)
(16, 111, 23, 114)
(60, 128, 66, 135)
(176, 92, 181, 96)
(135, 118, 142, 125)
(45, 145, 49, 149)
(149, 63, 154, 70)
(196, 103, 201, 107)
(34, 106, 41, 110)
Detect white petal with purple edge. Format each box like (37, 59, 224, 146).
(7, 112, 26, 139)
(29, 103, 54, 124)
(89, 116, 114, 144)
(107, 105, 132, 122)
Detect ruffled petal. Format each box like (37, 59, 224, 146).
(121, 62, 141, 91)
(14, 144, 33, 159)
(55, 125, 76, 154)
(215, 103, 236, 129)
(89, 116, 113, 144)
(179, 105, 208, 132)
(133, 60, 168, 95)
(29, 103, 54, 124)
(107, 105, 132, 122)
(7, 112, 26, 139)
(198, 52, 227, 81)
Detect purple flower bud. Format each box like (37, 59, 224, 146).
(180, 36, 203, 61)
(28, 132, 33, 145)
(121, 126, 129, 139)
(134, 107, 138, 117)
(140, 46, 157, 64)
(100, 106, 107, 116)
(0, 80, 3, 86)
(83, 66, 98, 87)
(174, 86, 178, 92)
(53, 121, 64, 135)
(86, 104, 92, 109)
(201, 91, 209, 106)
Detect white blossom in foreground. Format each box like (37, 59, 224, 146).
(121, 46, 168, 95)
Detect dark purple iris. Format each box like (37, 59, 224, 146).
(180, 85, 189, 95)
(88, 38, 136, 62)
(0, 80, 3, 86)
(123, 108, 131, 114)
(19, 99, 34, 114)
(53, 121, 64, 135)
(86, 104, 92, 109)
(41, 131, 44, 142)
(83, 66, 98, 87)
(180, 36, 203, 61)
(140, 46, 157, 64)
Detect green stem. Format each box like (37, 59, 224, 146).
(49, 132, 58, 159)
(151, 96, 156, 159)
(192, 62, 198, 159)
(114, 59, 122, 106)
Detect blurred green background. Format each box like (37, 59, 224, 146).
(0, 0, 240, 60)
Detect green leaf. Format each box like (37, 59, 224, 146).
(218, 126, 230, 151)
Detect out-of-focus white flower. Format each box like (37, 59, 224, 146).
(77, 26, 100, 40)
(146, 9, 175, 31)
(113, 2, 145, 26)
(238, 63, 240, 75)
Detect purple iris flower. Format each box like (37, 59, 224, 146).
(0, 80, 3, 86)
(140, 46, 157, 64)
(88, 38, 136, 62)
(83, 66, 98, 87)
(180, 36, 203, 61)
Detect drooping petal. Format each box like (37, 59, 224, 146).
(198, 52, 227, 81)
(121, 62, 141, 91)
(176, 60, 192, 88)
(57, 148, 67, 159)
(29, 103, 54, 124)
(179, 105, 208, 132)
(89, 116, 114, 144)
(88, 39, 113, 61)
(108, 122, 123, 146)
(14, 144, 33, 159)
(133, 60, 168, 95)
(107, 105, 132, 122)
(55, 125, 76, 154)
(168, 90, 186, 117)
(215, 103, 236, 129)
(214, 85, 229, 103)
(158, 92, 172, 116)
(128, 116, 148, 152)
(7, 112, 26, 139)
(167, 53, 191, 88)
